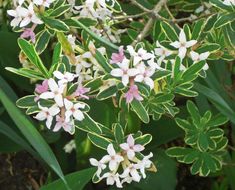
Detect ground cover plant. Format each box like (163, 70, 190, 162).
(0, 0, 235, 189)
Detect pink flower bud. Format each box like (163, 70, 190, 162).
(35, 80, 49, 94)
(111, 46, 125, 64)
(124, 85, 143, 104)
(21, 28, 36, 43)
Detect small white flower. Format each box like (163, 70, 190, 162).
(154, 41, 172, 65)
(120, 163, 141, 182)
(53, 71, 76, 85)
(190, 51, 210, 70)
(170, 29, 197, 59)
(40, 78, 65, 107)
(136, 152, 153, 179)
(64, 98, 85, 122)
(223, 0, 235, 6)
(20, 3, 43, 27)
(64, 139, 76, 153)
(134, 63, 155, 89)
(102, 172, 123, 188)
(111, 58, 139, 86)
(100, 144, 124, 171)
(120, 134, 144, 160)
(89, 158, 106, 178)
(53, 115, 75, 134)
(7, 6, 27, 27)
(33, 0, 55, 7)
(34, 104, 60, 129)
(127, 46, 154, 66)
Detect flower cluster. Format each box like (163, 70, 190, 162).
(110, 45, 162, 103)
(90, 135, 155, 188)
(34, 71, 90, 134)
(7, 0, 54, 42)
(155, 30, 210, 71)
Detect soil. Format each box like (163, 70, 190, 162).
(0, 152, 46, 190)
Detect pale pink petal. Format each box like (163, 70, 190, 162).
(133, 144, 145, 152)
(73, 110, 84, 121)
(127, 134, 135, 146)
(185, 40, 197, 48)
(111, 69, 123, 77)
(120, 143, 129, 150)
(107, 144, 116, 156)
(170, 41, 181, 48)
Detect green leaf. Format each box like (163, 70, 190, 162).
(182, 61, 206, 82)
(40, 168, 95, 190)
(75, 113, 102, 135)
(210, 0, 233, 11)
(194, 83, 235, 124)
(161, 21, 178, 41)
(88, 133, 112, 150)
(95, 50, 113, 73)
(36, 29, 51, 54)
(0, 80, 69, 189)
(5, 67, 45, 80)
(186, 100, 201, 121)
(131, 100, 149, 123)
(113, 123, 124, 144)
(197, 43, 220, 53)
(69, 19, 119, 51)
(43, 17, 69, 32)
(16, 95, 37, 108)
(135, 134, 152, 146)
(18, 38, 49, 78)
(192, 19, 205, 40)
(214, 12, 235, 28)
(97, 85, 118, 100)
(50, 42, 62, 75)
(49, 4, 71, 17)
(207, 114, 229, 127)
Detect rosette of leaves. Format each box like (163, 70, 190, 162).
(166, 100, 229, 176)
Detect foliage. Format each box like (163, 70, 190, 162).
(0, 0, 235, 189)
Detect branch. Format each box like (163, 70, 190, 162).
(132, 0, 168, 46)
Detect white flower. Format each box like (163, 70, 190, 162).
(154, 41, 172, 65)
(170, 29, 197, 59)
(120, 134, 144, 160)
(53, 71, 76, 85)
(40, 79, 65, 107)
(136, 152, 153, 179)
(102, 172, 123, 188)
(111, 58, 139, 86)
(134, 63, 155, 89)
(120, 164, 141, 182)
(64, 140, 76, 153)
(190, 51, 210, 70)
(20, 3, 43, 27)
(127, 46, 154, 66)
(33, 0, 54, 7)
(53, 115, 75, 134)
(223, 0, 235, 6)
(7, 6, 27, 27)
(64, 98, 85, 122)
(90, 158, 106, 178)
(100, 144, 124, 171)
(34, 104, 60, 129)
